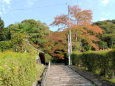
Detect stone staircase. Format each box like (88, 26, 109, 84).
(45, 65, 93, 86)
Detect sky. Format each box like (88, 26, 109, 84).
(0, 0, 115, 31)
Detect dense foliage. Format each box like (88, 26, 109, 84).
(5, 19, 50, 52)
(71, 49, 115, 79)
(0, 17, 5, 41)
(47, 31, 67, 61)
(94, 20, 115, 49)
(0, 51, 45, 86)
(0, 18, 46, 86)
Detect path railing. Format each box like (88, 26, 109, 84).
(25, 39, 44, 53)
(41, 61, 50, 86)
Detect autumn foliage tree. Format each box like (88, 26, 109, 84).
(46, 31, 67, 60)
(51, 5, 103, 50)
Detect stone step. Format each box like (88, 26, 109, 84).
(45, 65, 93, 86)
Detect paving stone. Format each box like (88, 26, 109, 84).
(45, 65, 93, 86)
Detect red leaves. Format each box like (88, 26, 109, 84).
(51, 5, 103, 50)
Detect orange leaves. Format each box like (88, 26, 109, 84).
(51, 5, 103, 50)
(51, 15, 68, 26)
(47, 31, 67, 60)
(86, 25, 103, 35)
(51, 5, 93, 28)
(69, 6, 92, 25)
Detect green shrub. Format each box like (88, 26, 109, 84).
(0, 41, 13, 51)
(71, 49, 115, 79)
(45, 53, 52, 62)
(0, 51, 45, 86)
(23, 40, 39, 55)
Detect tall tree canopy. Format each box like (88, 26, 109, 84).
(0, 17, 5, 41)
(0, 19, 51, 52)
(51, 5, 103, 50)
(94, 20, 115, 49)
(0, 17, 4, 29)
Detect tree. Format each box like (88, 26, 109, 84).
(94, 20, 115, 49)
(6, 19, 51, 52)
(0, 17, 4, 29)
(0, 17, 5, 41)
(51, 5, 103, 50)
(47, 31, 67, 60)
(21, 19, 50, 49)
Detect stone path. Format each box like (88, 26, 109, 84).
(45, 65, 93, 86)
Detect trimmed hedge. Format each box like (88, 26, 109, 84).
(71, 49, 115, 79)
(0, 51, 45, 86)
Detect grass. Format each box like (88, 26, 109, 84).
(37, 65, 45, 80)
(109, 79, 115, 83)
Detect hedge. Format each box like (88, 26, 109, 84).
(0, 51, 45, 86)
(71, 49, 115, 79)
